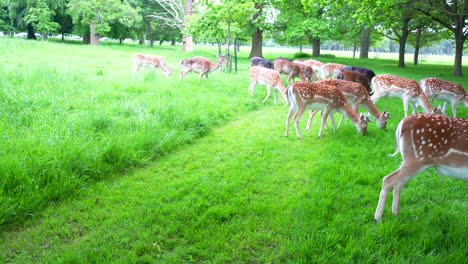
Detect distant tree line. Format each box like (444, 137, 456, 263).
(0, 0, 465, 76)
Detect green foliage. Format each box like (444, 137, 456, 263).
(293, 51, 311, 59)
(67, 0, 139, 35)
(25, 1, 60, 35)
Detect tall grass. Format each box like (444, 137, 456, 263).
(0, 38, 257, 226)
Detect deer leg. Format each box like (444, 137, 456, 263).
(306, 110, 318, 132)
(329, 114, 337, 132)
(132, 64, 140, 76)
(293, 106, 307, 140)
(262, 85, 271, 104)
(248, 82, 257, 96)
(409, 101, 418, 114)
(375, 162, 420, 220)
(318, 108, 332, 138)
(403, 96, 410, 117)
(287, 72, 294, 83)
(285, 104, 297, 137)
(451, 100, 457, 117)
(273, 87, 278, 105)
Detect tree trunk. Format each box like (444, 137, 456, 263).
(183, 35, 193, 51)
(26, 24, 36, 40)
(234, 36, 238, 73)
(398, 17, 410, 68)
(90, 23, 99, 46)
(139, 33, 146, 45)
(360, 28, 371, 59)
(182, 0, 194, 51)
(413, 28, 421, 65)
(353, 43, 357, 58)
(311, 38, 320, 57)
(82, 26, 90, 44)
(216, 39, 222, 54)
(249, 29, 263, 58)
(453, 29, 464, 77)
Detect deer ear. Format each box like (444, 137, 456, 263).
(383, 110, 391, 119)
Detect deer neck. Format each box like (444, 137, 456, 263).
(339, 102, 361, 125)
(417, 94, 434, 112)
(209, 59, 223, 73)
(364, 99, 382, 119)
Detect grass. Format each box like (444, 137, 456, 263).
(0, 38, 467, 263)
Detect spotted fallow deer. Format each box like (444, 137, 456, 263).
(315, 79, 390, 130)
(420, 77, 468, 117)
(284, 81, 370, 139)
(179, 54, 227, 81)
(273, 59, 307, 83)
(292, 60, 319, 82)
(371, 74, 438, 117)
(248, 66, 287, 104)
(320, 63, 347, 79)
(301, 59, 325, 79)
(133, 54, 174, 77)
(374, 113, 468, 221)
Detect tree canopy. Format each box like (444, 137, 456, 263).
(0, 0, 463, 76)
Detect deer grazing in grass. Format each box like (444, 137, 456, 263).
(251, 57, 273, 69)
(374, 113, 468, 221)
(341, 66, 376, 82)
(292, 60, 319, 82)
(371, 74, 439, 117)
(315, 79, 390, 130)
(273, 58, 307, 83)
(300, 59, 325, 79)
(132, 54, 174, 77)
(420, 77, 468, 117)
(179, 54, 227, 81)
(248, 66, 287, 104)
(284, 81, 370, 139)
(337, 71, 373, 95)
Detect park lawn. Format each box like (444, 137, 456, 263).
(0, 38, 467, 262)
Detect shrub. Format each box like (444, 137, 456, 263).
(293, 52, 311, 59)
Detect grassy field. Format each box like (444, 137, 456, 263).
(0, 38, 467, 263)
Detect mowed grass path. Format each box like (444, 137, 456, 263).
(1, 103, 467, 263)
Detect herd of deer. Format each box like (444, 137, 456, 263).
(132, 53, 467, 221)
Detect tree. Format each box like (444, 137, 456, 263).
(187, 0, 254, 70)
(25, 0, 60, 39)
(67, 0, 139, 45)
(301, 0, 348, 57)
(147, 0, 194, 51)
(407, 21, 449, 65)
(5, 0, 38, 39)
(416, 0, 467, 77)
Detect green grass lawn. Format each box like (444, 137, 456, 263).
(0, 38, 467, 263)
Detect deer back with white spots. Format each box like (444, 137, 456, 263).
(420, 77, 468, 117)
(374, 113, 468, 221)
(248, 66, 287, 104)
(371, 74, 437, 116)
